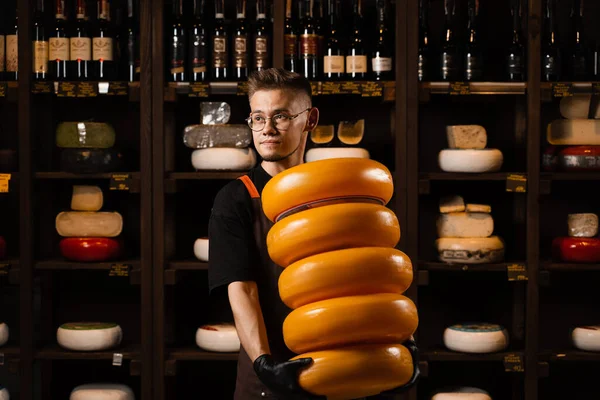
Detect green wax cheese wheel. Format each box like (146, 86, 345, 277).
(60, 148, 125, 173)
(56, 122, 116, 149)
(59, 322, 118, 330)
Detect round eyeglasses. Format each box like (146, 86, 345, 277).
(245, 108, 312, 132)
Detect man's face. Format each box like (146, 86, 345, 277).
(249, 89, 312, 162)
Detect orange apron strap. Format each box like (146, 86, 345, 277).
(238, 175, 260, 199)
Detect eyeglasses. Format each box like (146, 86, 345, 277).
(245, 108, 312, 132)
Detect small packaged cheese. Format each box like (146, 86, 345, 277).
(446, 125, 487, 149)
(71, 185, 103, 211)
(568, 213, 599, 238)
(439, 195, 465, 213)
(437, 212, 494, 238)
(466, 203, 491, 213)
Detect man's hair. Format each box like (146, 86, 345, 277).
(247, 68, 312, 103)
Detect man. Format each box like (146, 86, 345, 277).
(208, 68, 419, 399)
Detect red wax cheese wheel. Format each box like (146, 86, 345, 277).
(0, 236, 5, 260)
(542, 146, 558, 172)
(283, 293, 418, 354)
(292, 343, 414, 400)
(261, 158, 394, 222)
(279, 247, 413, 309)
(557, 146, 600, 171)
(267, 203, 400, 268)
(552, 237, 600, 263)
(59, 238, 122, 262)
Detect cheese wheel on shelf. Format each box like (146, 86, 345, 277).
(568, 213, 599, 238)
(59, 238, 122, 262)
(572, 326, 600, 352)
(305, 147, 370, 163)
(446, 125, 487, 149)
(0, 386, 8, 400)
(261, 158, 393, 223)
(56, 211, 123, 238)
(56, 122, 116, 148)
(436, 236, 505, 264)
(283, 293, 418, 354)
(267, 203, 400, 267)
(70, 384, 135, 400)
(443, 323, 509, 353)
(57, 322, 122, 351)
(60, 148, 125, 174)
(438, 149, 503, 173)
(439, 195, 465, 214)
(71, 185, 103, 211)
(0, 236, 5, 260)
(560, 95, 600, 120)
(279, 247, 413, 309)
(542, 146, 558, 172)
(552, 237, 600, 263)
(547, 120, 600, 145)
(193, 238, 209, 261)
(195, 323, 240, 352)
(292, 343, 414, 400)
(431, 387, 492, 400)
(191, 147, 257, 171)
(466, 204, 491, 213)
(0, 323, 8, 347)
(436, 212, 494, 238)
(557, 146, 600, 171)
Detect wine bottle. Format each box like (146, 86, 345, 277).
(372, 0, 393, 80)
(190, 0, 208, 82)
(49, 0, 70, 81)
(126, 0, 140, 82)
(93, 0, 115, 81)
(212, 0, 229, 81)
(33, 0, 49, 81)
(323, 0, 344, 81)
(418, 0, 430, 81)
(346, 0, 367, 80)
(284, 0, 298, 72)
(5, 7, 17, 81)
(464, 0, 482, 81)
(315, 0, 325, 62)
(542, 0, 561, 81)
(169, 0, 186, 82)
(254, 0, 270, 71)
(299, 0, 319, 80)
(570, 0, 588, 81)
(507, 0, 525, 81)
(70, 0, 91, 81)
(232, 0, 248, 80)
(440, 0, 458, 81)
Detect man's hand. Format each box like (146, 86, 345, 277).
(253, 354, 326, 400)
(379, 339, 420, 397)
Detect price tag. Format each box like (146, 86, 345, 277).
(109, 174, 131, 191)
(32, 81, 53, 94)
(503, 353, 524, 372)
(506, 174, 527, 193)
(107, 82, 129, 96)
(507, 264, 528, 281)
(552, 82, 573, 97)
(57, 81, 78, 97)
(310, 81, 321, 96)
(361, 81, 384, 97)
(109, 264, 130, 277)
(112, 353, 123, 366)
(340, 81, 361, 95)
(189, 82, 210, 98)
(0, 82, 6, 97)
(449, 82, 470, 95)
(77, 82, 98, 97)
(236, 81, 249, 96)
(0, 174, 11, 193)
(320, 81, 342, 95)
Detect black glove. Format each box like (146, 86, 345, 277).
(379, 339, 421, 397)
(253, 354, 326, 400)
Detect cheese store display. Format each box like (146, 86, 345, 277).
(305, 120, 370, 162)
(438, 125, 503, 172)
(571, 326, 600, 352)
(70, 383, 135, 400)
(0, 323, 8, 346)
(431, 387, 492, 400)
(436, 196, 504, 264)
(443, 323, 509, 354)
(0, 386, 8, 400)
(193, 237, 209, 261)
(57, 322, 123, 351)
(195, 323, 240, 352)
(560, 95, 600, 120)
(261, 158, 417, 399)
(552, 213, 600, 263)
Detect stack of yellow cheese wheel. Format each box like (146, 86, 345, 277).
(262, 158, 419, 400)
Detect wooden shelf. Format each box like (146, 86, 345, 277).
(541, 351, 600, 362)
(420, 82, 527, 99)
(0, 346, 20, 356)
(541, 81, 600, 102)
(167, 171, 248, 180)
(31, 81, 140, 101)
(422, 349, 524, 362)
(167, 260, 207, 270)
(35, 344, 140, 360)
(418, 172, 526, 194)
(166, 347, 239, 361)
(419, 261, 518, 272)
(35, 259, 140, 270)
(541, 263, 600, 272)
(540, 172, 600, 195)
(35, 172, 141, 193)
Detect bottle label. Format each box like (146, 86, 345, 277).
(234, 36, 247, 68)
(346, 55, 367, 73)
(372, 57, 392, 72)
(70, 37, 92, 61)
(33, 41, 49, 73)
(213, 37, 228, 68)
(300, 34, 318, 58)
(254, 37, 269, 69)
(284, 34, 297, 57)
(0, 36, 4, 72)
(93, 37, 113, 61)
(191, 34, 207, 73)
(170, 35, 185, 74)
(49, 37, 70, 61)
(6, 35, 18, 72)
(324, 55, 344, 73)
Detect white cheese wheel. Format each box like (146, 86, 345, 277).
(194, 238, 209, 261)
(572, 326, 600, 352)
(0, 323, 8, 347)
(568, 213, 599, 238)
(439, 195, 465, 213)
(432, 387, 492, 400)
(438, 149, 503, 173)
(71, 185, 103, 211)
(305, 147, 370, 163)
(70, 383, 135, 400)
(560, 95, 600, 120)
(435, 236, 505, 264)
(56, 212, 123, 238)
(437, 212, 494, 238)
(0, 386, 8, 400)
(446, 125, 487, 149)
(444, 323, 509, 353)
(547, 119, 600, 145)
(466, 204, 491, 213)
(191, 148, 257, 171)
(195, 323, 240, 352)
(57, 322, 123, 351)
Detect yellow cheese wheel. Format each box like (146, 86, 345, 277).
(283, 293, 418, 354)
(261, 158, 394, 222)
(279, 247, 413, 309)
(292, 343, 414, 400)
(267, 203, 400, 267)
